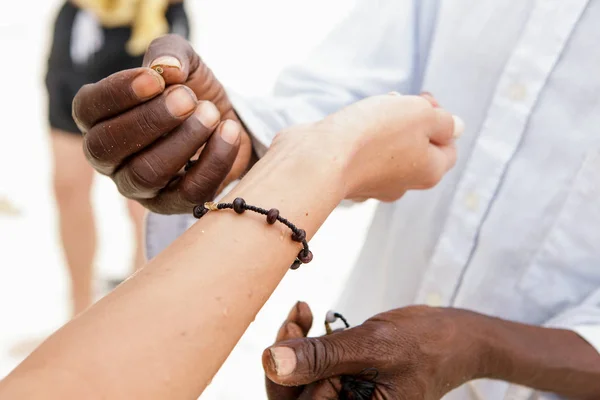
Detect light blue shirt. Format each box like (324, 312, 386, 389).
(146, 1, 600, 398)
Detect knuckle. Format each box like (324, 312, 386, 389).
(83, 131, 110, 166)
(304, 339, 338, 376)
(101, 77, 127, 108)
(136, 108, 166, 139)
(180, 149, 235, 202)
(128, 153, 167, 191)
(180, 170, 220, 203)
(87, 124, 116, 163)
(408, 95, 433, 111)
(179, 118, 207, 143)
(417, 105, 437, 123)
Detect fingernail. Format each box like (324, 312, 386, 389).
(150, 55, 182, 70)
(453, 115, 465, 138)
(388, 91, 402, 96)
(219, 120, 240, 145)
(194, 101, 220, 128)
(132, 71, 164, 100)
(166, 87, 197, 117)
(269, 347, 297, 377)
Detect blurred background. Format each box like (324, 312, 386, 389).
(0, 0, 376, 398)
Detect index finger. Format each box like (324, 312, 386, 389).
(276, 302, 314, 342)
(73, 68, 165, 132)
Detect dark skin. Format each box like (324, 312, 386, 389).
(264, 302, 600, 399)
(73, 34, 254, 214)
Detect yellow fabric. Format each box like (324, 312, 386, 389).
(71, 0, 170, 55)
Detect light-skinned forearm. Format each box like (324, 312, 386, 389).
(0, 142, 346, 399)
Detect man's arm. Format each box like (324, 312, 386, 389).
(496, 287, 600, 399)
(263, 303, 600, 399)
(482, 308, 600, 399)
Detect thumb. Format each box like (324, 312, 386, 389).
(263, 327, 371, 387)
(143, 34, 201, 84)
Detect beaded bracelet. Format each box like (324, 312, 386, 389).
(192, 197, 313, 270)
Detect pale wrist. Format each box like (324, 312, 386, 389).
(256, 127, 349, 201)
(220, 130, 347, 241)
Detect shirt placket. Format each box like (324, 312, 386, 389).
(415, 0, 591, 310)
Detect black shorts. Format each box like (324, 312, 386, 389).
(46, 2, 190, 134)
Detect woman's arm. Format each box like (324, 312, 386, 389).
(4, 145, 341, 399)
(0, 93, 459, 399)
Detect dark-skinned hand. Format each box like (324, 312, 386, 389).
(264, 303, 488, 400)
(72, 34, 253, 214)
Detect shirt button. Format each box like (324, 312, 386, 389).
(425, 292, 443, 307)
(465, 192, 479, 211)
(508, 83, 527, 101)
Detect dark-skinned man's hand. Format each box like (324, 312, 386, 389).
(72, 34, 253, 214)
(264, 303, 600, 400)
(264, 303, 486, 400)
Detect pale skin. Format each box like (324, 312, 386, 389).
(0, 90, 459, 399)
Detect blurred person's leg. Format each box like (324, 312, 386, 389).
(51, 130, 95, 315)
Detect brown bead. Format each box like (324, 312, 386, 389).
(233, 197, 246, 214)
(291, 229, 306, 242)
(193, 205, 208, 219)
(266, 208, 279, 224)
(290, 260, 302, 270)
(298, 249, 313, 264)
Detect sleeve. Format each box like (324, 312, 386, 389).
(228, 0, 423, 157)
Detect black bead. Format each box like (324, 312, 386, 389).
(291, 229, 306, 242)
(233, 197, 246, 214)
(193, 205, 207, 219)
(290, 260, 302, 270)
(298, 249, 313, 264)
(266, 208, 279, 224)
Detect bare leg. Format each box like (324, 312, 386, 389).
(126, 199, 147, 272)
(51, 130, 96, 316)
